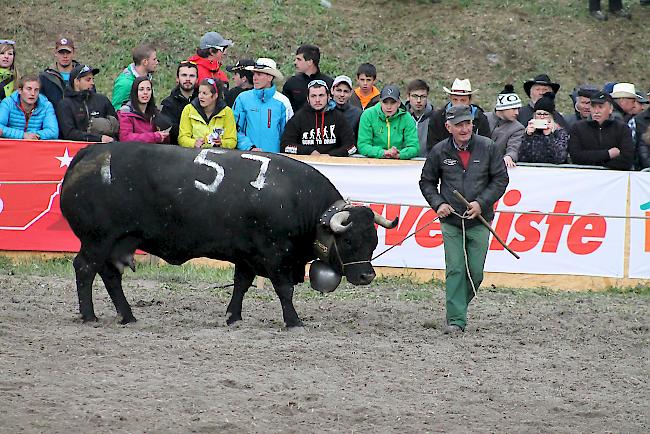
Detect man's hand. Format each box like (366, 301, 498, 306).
(466, 201, 482, 219)
(311, 150, 321, 156)
(23, 132, 40, 140)
(101, 135, 114, 143)
(436, 203, 455, 218)
(250, 147, 262, 152)
(503, 155, 516, 168)
(383, 147, 399, 159)
(608, 147, 621, 159)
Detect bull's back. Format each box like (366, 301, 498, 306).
(61, 142, 341, 249)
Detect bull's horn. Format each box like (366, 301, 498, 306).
(373, 210, 399, 229)
(330, 211, 351, 233)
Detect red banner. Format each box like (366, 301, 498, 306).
(0, 139, 90, 252)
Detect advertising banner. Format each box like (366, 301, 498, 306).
(628, 172, 650, 278)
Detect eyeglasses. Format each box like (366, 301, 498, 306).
(308, 79, 327, 88)
(210, 46, 227, 52)
(0, 39, 16, 46)
(205, 78, 218, 92)
(409, 94, 428, 101)
(79, 65, 92, 74)
(535, 111, 550, 117)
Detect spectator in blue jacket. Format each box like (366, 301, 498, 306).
(0, 75, 58, 140)
(233, 57, 293, 152)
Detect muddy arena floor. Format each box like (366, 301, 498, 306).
(1, 273, 648, 433)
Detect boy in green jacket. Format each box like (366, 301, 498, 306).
(357, 85, 419, 159)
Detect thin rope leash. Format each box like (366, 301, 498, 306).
(350, 200, 650, 220)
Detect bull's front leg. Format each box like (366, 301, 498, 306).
(226, 264, 255, 325)
(73, 251, 98, 322)
(271, 280, 303, 328)
(99, 263, 136, 324)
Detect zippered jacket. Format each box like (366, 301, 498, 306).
(233, 85, 293, 152)
(0, 92, 59, 139)
(568, 118, 634, 170)
(357, 103, 419, 159)
(56, 87, 116, 142)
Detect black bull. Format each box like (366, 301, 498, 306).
(60, 142, 398, 327)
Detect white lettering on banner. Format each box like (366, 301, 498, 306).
(307, 162, 628, 278)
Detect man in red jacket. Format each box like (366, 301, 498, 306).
(188, 31, 233, 86)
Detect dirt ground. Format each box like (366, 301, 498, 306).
(0, 273, 648, 433)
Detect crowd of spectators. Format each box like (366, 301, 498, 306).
(0, 35, 649, 171)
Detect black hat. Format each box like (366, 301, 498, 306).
(70, 64, 99, 81)
(225, 58, 255, 72)
(590, 91, 613, 105)
(380, 85, 401, 102)
(523, 74, 560, 98)
(576, 85, 600, 98)
(533, 92, 556, 113)
(445, 105, 473, 124)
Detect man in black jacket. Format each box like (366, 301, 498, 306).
(282, 44, 333, 112)
(161, 61, 198, 145)
(427, 78, 491, 152)
(280, 79, 356, 157)
(39, 37, 80, 108)
(55, 64, 117, 142)
(225, 58, 254, 107)
(331, 75, 362, 140)
(568, 91, 634, 170)
(420, 105, 508, 334)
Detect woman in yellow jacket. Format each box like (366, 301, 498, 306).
(178, 78, 237, 148)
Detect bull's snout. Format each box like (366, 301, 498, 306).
(357, 270, 376, 285)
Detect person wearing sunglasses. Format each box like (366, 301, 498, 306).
(178, 78, 236, 149)
(56, 64, 118, 143)
(0, 75, 58, 140)
(281, 79, 355, 157)
(188, 31, 233, 86)
(0, 39, 17, 101)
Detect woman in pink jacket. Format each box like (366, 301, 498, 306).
(118, 76, 170, 143)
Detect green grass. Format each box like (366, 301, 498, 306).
(3, 0, 649, 115)
(2, 255, 648, 298)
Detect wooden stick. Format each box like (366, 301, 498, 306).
(452, 190, 520, 259)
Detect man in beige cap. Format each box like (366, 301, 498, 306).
(427, 78, 491, 151)
(611, 82, 639, 122)
(233, 57, 293, 153)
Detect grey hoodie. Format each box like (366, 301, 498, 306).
(405, 101, 434, 157)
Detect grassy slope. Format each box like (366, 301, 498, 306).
(2, 0, 648, 114)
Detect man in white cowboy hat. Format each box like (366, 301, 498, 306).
(485, 84, 525, 168)
(233, 57, 293, 153)
(517, 73, 568, 130)
(427, 78, 491, 151)
(610, 82, 640, 122)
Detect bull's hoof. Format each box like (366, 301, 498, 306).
(118, 314, 137, 325)
(226, 314, 242, 325)
(81, 314, 98, 323)
(285, 318, 304, 328)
